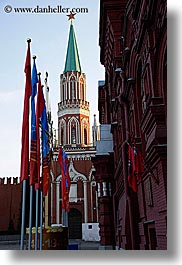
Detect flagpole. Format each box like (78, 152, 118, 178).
(35, 72, 43, 250)
(62, 209, 68, 227)
(28, 185, 33, 250)
(35, 189, 39, 250)
(20, 38, 32, 250)
(40, 122, 43, 251)
(20, 179, 27, 250)
(40, 191, 43, 250)
(29, 55, 38, 250)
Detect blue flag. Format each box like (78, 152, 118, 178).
(41, 105, 49, 157)
(41, 92, 50, 196)
(30, 59, 38, 185)
(31, 60, 38, 140)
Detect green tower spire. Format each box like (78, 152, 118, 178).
(64, 23, 82, 73)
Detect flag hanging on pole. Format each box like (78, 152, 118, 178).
(30, 57, 38, 185)
(128, 144, 136, 192)
(41, 98, 50, 196)
(20, 39, 32, 182)
(133, 144, 144, 184)
(35, 74, 44, 190)
(128, 143, 144, 192)
(58, 147, 71, 212)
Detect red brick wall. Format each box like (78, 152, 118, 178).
(0, 178, 22, 232)
(97, 0, 167, 250)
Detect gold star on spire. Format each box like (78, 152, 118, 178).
(67, 11, 76, 23)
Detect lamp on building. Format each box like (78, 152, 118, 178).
(127, 77, 135, 83)
(115, 67, 124, 73)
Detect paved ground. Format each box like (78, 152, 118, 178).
(0, 240, 100, 250)
(69, 239, 100, 250)
(0, 241, 20, 250)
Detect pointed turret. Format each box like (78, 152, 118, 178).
(64, 23, 81, 73)
(58, 16, 90, 147)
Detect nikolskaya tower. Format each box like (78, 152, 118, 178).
(51, 14, 100, 241)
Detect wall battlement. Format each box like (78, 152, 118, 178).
(0, 177, 21, 185)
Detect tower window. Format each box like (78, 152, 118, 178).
(72, 82, 76, 99)
(71, 127, 76, 144)
(84, 129, 87, 145)
(61, 128, 64, 145)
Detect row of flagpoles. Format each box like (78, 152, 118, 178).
(19, 39, 71, 250)
(20, 39, 50, 250)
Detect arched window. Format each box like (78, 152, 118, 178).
(79, 77, 84, 101)
(59, 119, 66, 146)
(61, 128, 64, 145)
(71, 127, 76, 144)
(70, 75, 76, 100)
(84, 129, 87, 145)
(72, 82, 76, 99)
(68, 117, 80, 145)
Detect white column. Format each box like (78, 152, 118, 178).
(63, 83, 65, 101)
(90, 183, 93, 222)
(76, 80, 78, 99)
(83, 181, 88, 223)
(66, 81, 71, 99)
(103, 182, 107, 197)
(96, 191, 99, 222)
(56, 182, 60, 224)
(97, 183, 101, 197)
(65, 82, 67, 100)
(78, 82, 80, 99)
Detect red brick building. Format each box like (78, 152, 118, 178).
(92, 0, 167, 250)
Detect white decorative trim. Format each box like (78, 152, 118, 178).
(69, 161, 87, 181)
(58, 107, 90, 117)
(50, 170, 55, 182)
(88, 165, 96, 181)
(81, 117, 89, 144)
(69, 72, 76, 81)
(56, 174, 62, 182)
(68, 116, 80, 144)
(59, 118, 66, 145)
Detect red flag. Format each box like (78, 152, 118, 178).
(128, 144, 137, 192)
(20, 40, 31, 182)
(128, 144, 144, 192)
(35, 75, 44, 190)
(58, 147, 71, 212)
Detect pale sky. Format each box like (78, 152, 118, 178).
(0, 0, 104, 177)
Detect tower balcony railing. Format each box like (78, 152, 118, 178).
(58, 99, 90, 111)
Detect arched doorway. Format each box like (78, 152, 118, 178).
(68, 208, 82, 239)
